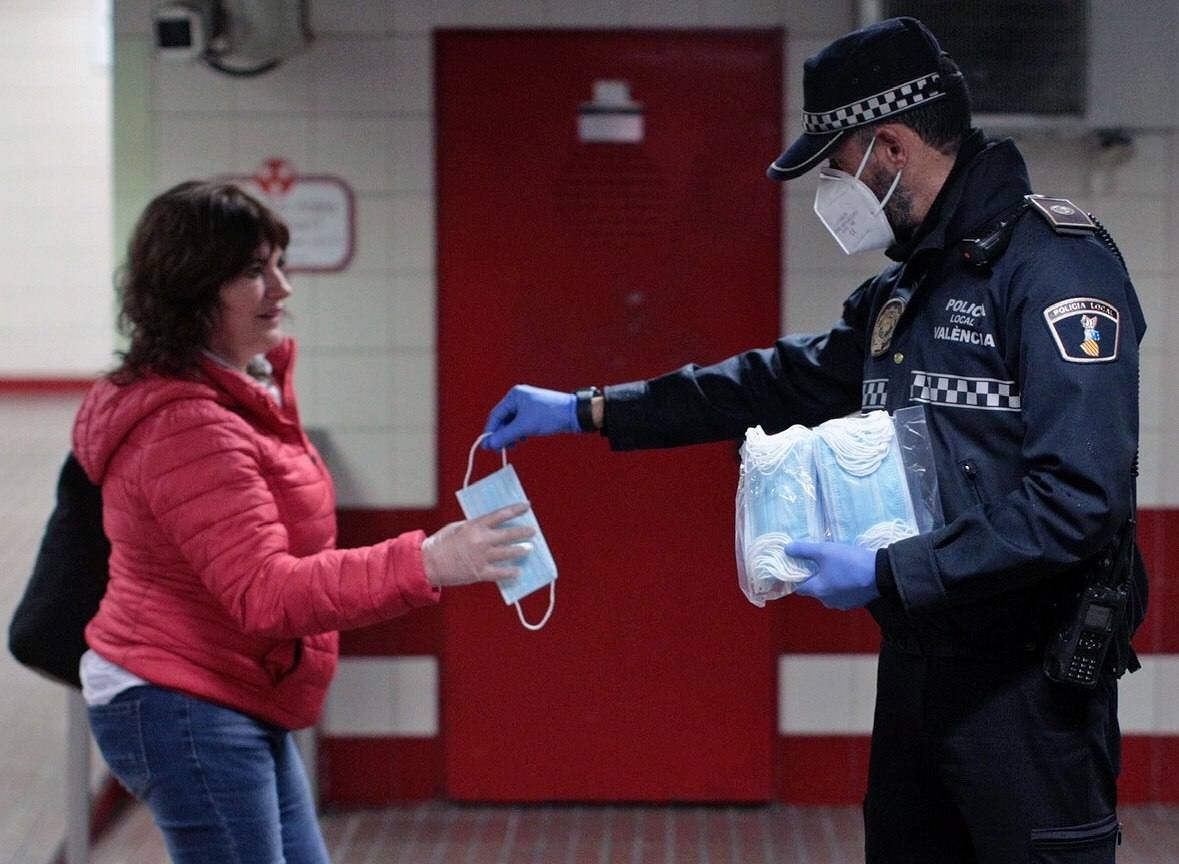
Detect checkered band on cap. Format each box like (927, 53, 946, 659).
(803, 73, 944, 134)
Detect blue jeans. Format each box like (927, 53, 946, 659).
(87, 685, 330, 864)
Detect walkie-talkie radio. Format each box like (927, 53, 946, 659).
(1043, 520, 1135, 688)
(1043, 582, 1128, 687)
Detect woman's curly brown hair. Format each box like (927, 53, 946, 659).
(113, 181, 289, 382)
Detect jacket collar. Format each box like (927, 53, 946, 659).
(196, 338, 301, 436)
(884, 129, 1032, 263)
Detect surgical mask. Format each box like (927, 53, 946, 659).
(737, 424, 823, 606)
(456, 435, 556, 630)
(812, 411, 918, 549)
(813, 134, 902, 255)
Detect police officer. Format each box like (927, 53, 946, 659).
(482, 17, 1146, 863)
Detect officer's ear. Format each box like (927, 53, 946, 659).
(872, 124, 913, 172)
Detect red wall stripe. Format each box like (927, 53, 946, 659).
(336, 509, 447, 656)
(776, 736, 871, 805)
(1131, 509, 1177, 653)
(0, 378, 94, 392)
(320, 738, 443, 804)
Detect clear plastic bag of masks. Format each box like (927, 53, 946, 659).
(735, 405, 943, 607)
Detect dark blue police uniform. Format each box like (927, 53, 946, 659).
(601, 130, 1147, 862)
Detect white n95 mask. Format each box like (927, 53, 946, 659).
(455, 434, 557, 631)
(813, 133, 901, 255)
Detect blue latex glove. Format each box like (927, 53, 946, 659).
(785, 541, 879, 611)
(483, 385, 579, 449)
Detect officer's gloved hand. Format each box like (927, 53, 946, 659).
(785, 541, 879, 611)
(483, 385, 578, 449)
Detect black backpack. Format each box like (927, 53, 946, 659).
(8, 453, 109, 688)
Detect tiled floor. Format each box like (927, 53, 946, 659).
(91, 800, 1179, 863)
(4, 394, 1179, 864)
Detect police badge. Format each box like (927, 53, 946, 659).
(1043, 297, 1120, 363)
(871, 298, 905, 357)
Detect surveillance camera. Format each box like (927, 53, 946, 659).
(152, 3, 207, 61)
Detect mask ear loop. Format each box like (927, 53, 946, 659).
(464, 434, 556, 631)
(854, 133, 903, 213)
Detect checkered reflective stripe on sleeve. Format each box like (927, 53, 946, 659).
(861, 378, 888, 411)
(909, 371, 1022, 411)
(803, 73, 944, 134)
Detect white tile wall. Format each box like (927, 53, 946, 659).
(389, 273, 437, 349)
(781, 0, 857, 37)
(1090, 195, 1168, 277)
(349, 197, 399, 273)
(153, 113, 235, 188)
(389, 36, 433, 114)
(1120, 656, 1179, 735)
(1137, 430, 1164, 508)
(1140, 350, 1163, 433)
(1119, 657, 1158, 734)
(388, 117, 434, 193)
(233, 114, 315, 174)
(152, 58, 235, 113)
(624, 0, 703, 26)
(1133, 276, 1167, 353)
(234, 49, 317, 114)
(309, 353, 400, 426)
(312, 117, 395, 192)
(778, 654, 877, 734)
(311, 0, 397, 35)
(322, 656, 439, 736)
(701, 0, 781, 27)
(312, 36, 396, 114)
(466, 0, 551, 27)
(114, 0, 152, 36)
(779, 654, 1179, 736)
(309, 274, 396, 350)
(390, 195, 437, 271)
(0, 0, 113, 376)
(319, 428, 437, 507)
(546, 0, 628, 27)
(1151, 657, 1179, 734)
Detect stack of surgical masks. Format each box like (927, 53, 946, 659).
(737, 425, 822, 606)
(813, 410, 918, 550)
(735, 411, 923, 607)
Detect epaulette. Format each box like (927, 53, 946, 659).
(1025, 194, 1097, 236)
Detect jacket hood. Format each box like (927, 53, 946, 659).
(73, 338, 297, 485)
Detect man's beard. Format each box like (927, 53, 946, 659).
(864, 166, 918, 243)
(883, 185, 917, 242)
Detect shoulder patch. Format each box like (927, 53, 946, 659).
(1042, 297, 1120, 363)
(1025, 194, 1096, 235)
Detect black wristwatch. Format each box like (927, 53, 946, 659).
(574, 386, 601, 432)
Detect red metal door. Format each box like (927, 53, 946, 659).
(437, 30, 782, 801)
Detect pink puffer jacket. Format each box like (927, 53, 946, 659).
(73, 339, 438, 729)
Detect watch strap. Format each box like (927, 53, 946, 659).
(574, 386, 601, 432)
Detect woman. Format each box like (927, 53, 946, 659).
(72, 181, 531, 863)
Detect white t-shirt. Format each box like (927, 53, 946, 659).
(79, 649, 148, 706)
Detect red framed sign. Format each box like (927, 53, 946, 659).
(223, 158, 356, 273)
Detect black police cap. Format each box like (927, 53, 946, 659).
(768, 17, 952, 181)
